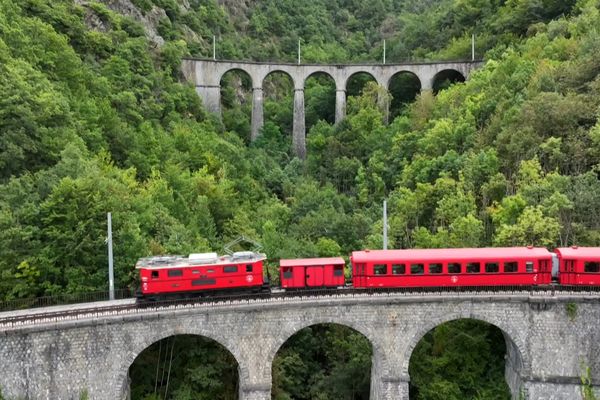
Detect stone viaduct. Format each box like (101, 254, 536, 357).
(181, 59, 483, 158)
(0, 291, 599, 400)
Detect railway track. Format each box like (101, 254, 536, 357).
(1, 285, 600, 330)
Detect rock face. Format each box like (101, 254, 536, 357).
(75, 0, 168, 46)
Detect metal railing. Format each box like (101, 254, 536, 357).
(0, 288, 134, 313)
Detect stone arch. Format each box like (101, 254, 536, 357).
(267, 318, 384, 370)
(386, 70, 422, 91)
(269, 319, 380, 400)
(431, 68, 466, 94)
(262, 69, 296, 90)
(401, 312, 529, 376)
(303, 70, 337, 127)
(345, 71, 379, 95)
(219, 67, 254, 89)
(114, 324, 244, 397)
(387, 70, 422, 119)
(303, 70, 335, 87)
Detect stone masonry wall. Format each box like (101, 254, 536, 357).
(0, 294, 598, 400)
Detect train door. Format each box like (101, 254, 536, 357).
(353, 263, 367, 287)
(562, 259, 576, 285)
(306, 265, 324, 287)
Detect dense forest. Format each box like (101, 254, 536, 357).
(1, 0, 600, 399)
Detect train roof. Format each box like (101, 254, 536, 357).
(280, 257, 346, 267)
(555, 247, 600, 259)
(351, 247, 553, 263)
(135, 252, 266, 270)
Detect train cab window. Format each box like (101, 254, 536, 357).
(485, 262, 499, 273)
(246, 264, 253, 272)
(411, 264, 424, 275)
(526, 261, 534, 273)
(334, 266, 344, 276)
(448, 263, 461, 274)
(504, 261, 518, 273)
(283, 268, 292, 279)
(167, 269, 183, 277)
(429, 263, 442, 274)
(466, 262, 480, 273)
(224, 266, 238, 273)
(374, 264, 387, 275)
(585, 262, 600, 273)
(151, 270, 159, 279)
(392, 264, 406, 275)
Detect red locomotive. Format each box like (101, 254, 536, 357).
(136, 251, 266, 299)
(135, 246, 600, 300)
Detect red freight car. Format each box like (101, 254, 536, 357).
(136, 251, 266, 297)
(555, 247, 600, 285)
(351, 247, 553, 288)
(279, 257, 346, 289)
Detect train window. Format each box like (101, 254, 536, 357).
(334, 266, 344, 276)
(192, 270, 200, 274)
(392, 264, 406, 275)
(374, 264, 387, 275)
(283, 268, 292, 279)
(466, 262, 480, 273)
(448, 263, 461, 274)
(207, 269, 214, 273)
(246, 264, 253, 272)
(526, 261, 534, 273)
(167, 269, 183, 277)
(151, 270, 159, 279)
(504, 262, 518, 273)
(485, 263, 499, 273)
(429, 263, 442, 274)
(411, 264, 424, 275)
(224, 266, 238, 273)
(585, 262, 600, 273)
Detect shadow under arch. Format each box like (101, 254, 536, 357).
(119, 328, 242, 400)
(345, 71, 378, 97)
(270, 321, 376, 400)
(404, 314, 528, 400)
(387, 70, 422, 120)
(262, 69, 295, 137)
(431, 69, 466, 94)
(304, 70, 336, 129)
(220, 68, 253, 142)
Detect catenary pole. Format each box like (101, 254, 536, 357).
(383, 39, 386, 64)
(297, 38, 301, 64)
(383, 200, 388, 250)
(107, 212, 115, 300)
(213, 35, 216, 60)
(472, 34, 475, 61)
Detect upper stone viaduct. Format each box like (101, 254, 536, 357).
(181, 59, 483, 158)
(0, 290, 599, 400)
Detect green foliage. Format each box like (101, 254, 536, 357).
(2, 0, 600, 398)
(566, 302, 578, 321)
(129, 335, 238, 400)
(581, 361, 598, 400)
(409, 320, 511, 400)
(272, 324, 372, 400)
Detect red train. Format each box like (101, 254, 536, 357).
(136, 246, 600, 299)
